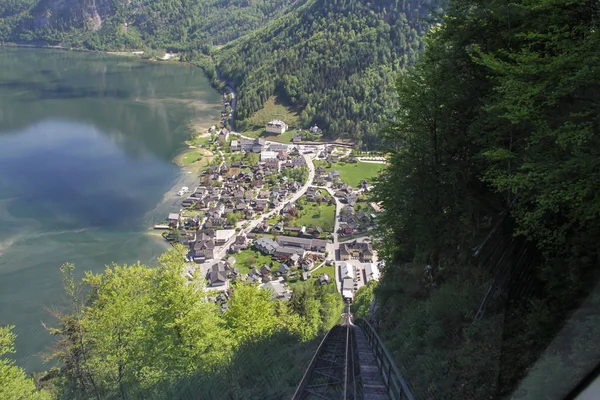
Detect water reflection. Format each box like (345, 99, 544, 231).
(0, 47, 221, 372)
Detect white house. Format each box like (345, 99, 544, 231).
(215, 229, 236, 245)
(266, 120, 288, 134)
(340, 263, 354, 280)
(364, 263, 380, 283)
(342, 277, 354, 301)
(260, 150, 278, 161)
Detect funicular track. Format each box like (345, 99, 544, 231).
(292, 303, 414, 400)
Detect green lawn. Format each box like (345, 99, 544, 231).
(316, 265, 335, 278)
(240, 127, 296, 144)
(245, 95, 299, 128)
(181, 151, 203, 165)
(267, 215, 281, 225)
(292, 194, 336, 232)
(240, 96, 301, 144)
(185, 135, 212, 148)
(316, 161, 386, 188)
(232, 249, 276, 274)
(286, 265, 336, 289)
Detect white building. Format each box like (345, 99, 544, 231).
(266, 120, 288, 134)
(340, 262, 354, 280)
(230, 140, 240, 151)
(364, 263, 380, 283)
(215, 229, 236, 245)
(342, 277, 354, 301)
(260, 150, 278, 161)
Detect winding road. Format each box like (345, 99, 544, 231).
(203, 83, 347, 291)
(202, 152, 316, 272)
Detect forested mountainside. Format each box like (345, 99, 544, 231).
(0, 246, 342, 399)
(369, 0, 600, 398)
(214, 0, 435, 146)
(0, 0, 293, 51)
(1, 0, 436, 145)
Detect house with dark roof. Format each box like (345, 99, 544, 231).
(269, 143, 288, 152)
(278, 264, 290, 275)
(277, 236, 327, 252)
(253, 138, 266, 153)
(338, 241, 374, 261)
(254, 200, 268, 212)
(254, 237, 279, 255)
(329, 171, 341, 181)
(209, 263, 227, 287)
(260, 265, 272, 276)
(339, 243, 351, 261)
(192, 236, 215, 262)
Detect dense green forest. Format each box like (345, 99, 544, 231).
(0, 0, 293, 51)
(0, 246, 342, 399)
(214, 0, 434, 146)
(372, 0, 600, 398)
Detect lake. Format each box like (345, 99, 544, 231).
(0, 47, 222, 372)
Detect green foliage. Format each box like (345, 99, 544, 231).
(317, 160, 385, 188)
(282, 165, 308, 184)
(289, 281, 343, 341)
(216, 0, 435, 145)
(352, 281, 377, 320)
(1, 0, 293, 51)
(225, 283, 279, 341)
(291, 196, 336, 232)
(43, 245, 343, 398)
(0, 325, 51, 400)
(374, 0, 600, 398)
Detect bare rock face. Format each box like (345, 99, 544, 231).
(32, 0, 117, 31)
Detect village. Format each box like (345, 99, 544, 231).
(156, 96, 385, 306)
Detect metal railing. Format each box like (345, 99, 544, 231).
(355, 319, 415, 400)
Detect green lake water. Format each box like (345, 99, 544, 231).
(0, 47, 222, 372)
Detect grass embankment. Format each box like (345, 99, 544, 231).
(241, 96, 300, 143)
(315, 160, 385, 188)
(174, 148, 214, 173)
(182, 151, 202, 165)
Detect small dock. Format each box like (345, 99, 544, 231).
(154, 224, 170, 230)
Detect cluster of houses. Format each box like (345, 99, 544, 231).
(163, 138, 312, 260)
(162, 122, 382, 302)
(338, 205, 376, 237)
(203, 237, 332, 301)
